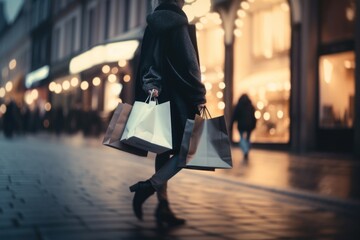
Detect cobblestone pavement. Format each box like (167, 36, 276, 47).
(0, 134, 360, 240)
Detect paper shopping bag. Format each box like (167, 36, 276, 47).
(178, 113, 232, 170)
(120, 100, 172, 154)
(102, 103, 148, 156)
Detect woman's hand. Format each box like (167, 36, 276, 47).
(148, 89, 159, 97)
(197, 103, 206, 112)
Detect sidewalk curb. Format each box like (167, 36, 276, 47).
(190, 170, 360, 217)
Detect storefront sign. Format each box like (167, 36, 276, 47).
(25, 65, 50, 88)
(69, 40, 139, 74)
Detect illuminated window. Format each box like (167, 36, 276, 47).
(319, 51, 355, 128)
(196, 13, 225, 117)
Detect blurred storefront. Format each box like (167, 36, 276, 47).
(317, 0, 357, 152)
(0, 0, 31, 121)
(185, 0, 291, 144)
(192, 0, 359, 155)
(47, 0, 149, 135)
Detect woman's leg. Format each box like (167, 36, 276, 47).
(150, 154, 182, 191)
(152, 154, 185, 226)
(155, 152, 171, 201)
(130, 153, 182, 221)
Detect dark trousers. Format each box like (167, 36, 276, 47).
(150, 152, 182, 201)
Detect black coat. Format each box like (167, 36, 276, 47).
(135, 3, 206, 154)
(232, 96, 256, 132)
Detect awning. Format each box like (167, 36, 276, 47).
(69, 27, 144, 75)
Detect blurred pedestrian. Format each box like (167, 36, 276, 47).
(53, 107, 64, 136)
(231, 94, 257, 160)
(3, 99, 21, 138)
(129, 0, 206, 228)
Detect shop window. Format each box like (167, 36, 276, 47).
(319, 51, 355, 128)
(233, 0, 291, 143)
(320, 0, 356, 44)
(196, 17, 225, 117)
(182, 1, 223, 117)
(252, 3, 291, 59)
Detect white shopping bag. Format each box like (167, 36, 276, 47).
(120, 99, 172, 154)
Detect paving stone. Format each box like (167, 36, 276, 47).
(0, 228, 38, 240)
(0, 134, 359, 240)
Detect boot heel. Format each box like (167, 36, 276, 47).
(129, 183, 139, 192)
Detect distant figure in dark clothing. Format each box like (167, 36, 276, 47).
(3, 99, 20, 138)
(231, 94, 257, 160)
(53, 107, 64, 135)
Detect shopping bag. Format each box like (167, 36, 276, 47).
(178, 107, 232, 170)
(102, 103, 148, 156)
(120, 99, 172, 154)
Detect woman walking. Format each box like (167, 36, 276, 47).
(231, 94, 257, 160)
(129, 0, 206, 227)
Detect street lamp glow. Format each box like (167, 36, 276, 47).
(49, 82, 56, 92)
(5, 82, 13, 92)
(102, 65, 110, 74)
(111, 67, 119, 74)
(24, 92, 34, 105)
(123, 75, 131, 82)
(108, 74, 117, 83)
(92, 77, 101, 86)
(31, 89, 38, 100)
(80, 81, 89, 90)
(241, 1, 250, 10)
(9, 59, 16, 70)
(44, 102, 51, 111)
(71, 77, 79, 87)
(235, 19, 244, 28)
(0, 104, 6, 114)
(234, 29, 242, 37)
(55, 84, 62, 94)
(237, 9, 247, 18)
(277, 110, 284, 119)
(218, 101, 225, 110)
(219, 82, 226, 89)
(0, 87, 5, 97)
(257, 101, 264, 110)
(62, 80, 70, 90)
(263, 112, 270, 121)
(118, 59, 127, 67)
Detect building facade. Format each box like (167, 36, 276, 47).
(0, 0, 358, 157)
(0, 1, 31, 109)
(48, 0, 150, 134)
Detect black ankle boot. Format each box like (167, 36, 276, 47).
(155, 200, 186, 228)
(129, 180, 155, 220)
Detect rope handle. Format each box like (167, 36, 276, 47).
(199, 106, 212, 119)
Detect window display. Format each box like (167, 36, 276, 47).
(319, 51, 355, 128)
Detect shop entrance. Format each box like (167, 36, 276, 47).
(232, 0, 292, 144)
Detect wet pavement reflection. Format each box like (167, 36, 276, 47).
(216, 146, 360, 202)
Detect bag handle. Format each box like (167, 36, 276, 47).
(145, 89, 158, 104)
(199, 106, 211, 119)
